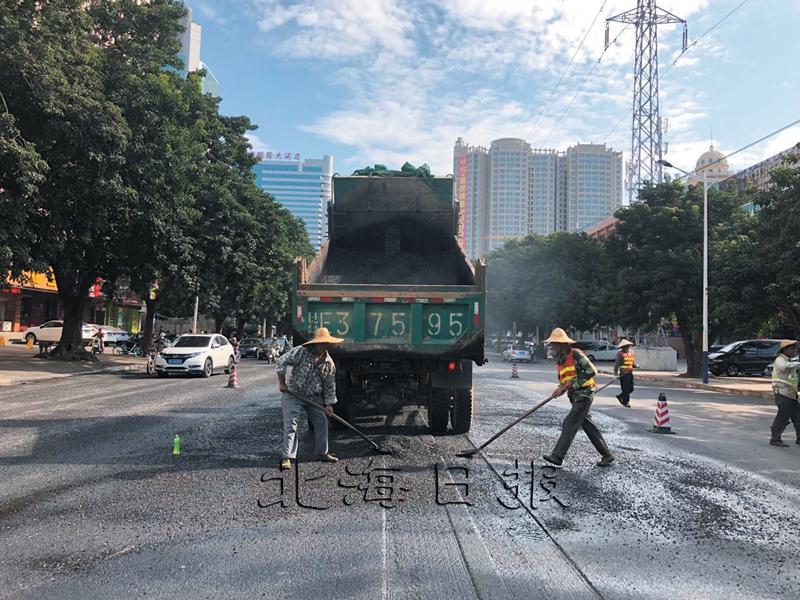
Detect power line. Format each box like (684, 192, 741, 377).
(527, 0, 609, 142)
(541, 23, 630, 147)
(603, 0, 753, 143)
(667, 116, 800, 180)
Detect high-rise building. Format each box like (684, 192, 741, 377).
(529, 149, 565, 235)
(565, 143, 623, 232)
(487, 138, 532, 253)
(454, 138, 622, 257)
(253, 154, 333, 249)
(177, 10, 219, 95)
(453, 138, 489, 259)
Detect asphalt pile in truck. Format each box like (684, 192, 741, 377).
(322, 243, 469, 285)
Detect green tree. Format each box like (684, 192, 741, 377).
(607, 181, 747, 376)
(1, 1, 133, 356)
(0, 102, 47, 277)
(748, 158, 800, 336)
(486, 232, 604, 337)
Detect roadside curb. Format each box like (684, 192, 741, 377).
(0, 364, 142, 386)
(597, 369, 772, 399)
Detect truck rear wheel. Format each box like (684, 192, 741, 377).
(332, 372, 353, 430)
(450, 387, 473, 434)
(428, 388, 450, 433)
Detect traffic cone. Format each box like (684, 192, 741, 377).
(511, 362, 519, 379)
(648, 393, 676, 434)
(226, 364, 240, 388)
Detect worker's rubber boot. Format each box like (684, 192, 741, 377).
(320, 453, 339, 463)
(597, 454, 616, 467)
(542, 454, 563, 466)
(770, 439, 789, 447)
(280, 458, 293, 470)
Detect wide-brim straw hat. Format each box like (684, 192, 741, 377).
(778, 339, 798, 352)
(544, 327, 575, 345)
(302, 327, 344, 345)
(618, 339, 635, 348)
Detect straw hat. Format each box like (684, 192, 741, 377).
(618, 339, 635, 348)
(302, 327, 344, 345)
(778, 339, 798, 352)
(544, 327, 575, 345)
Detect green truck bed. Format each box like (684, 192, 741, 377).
(291, 175, 485, 364)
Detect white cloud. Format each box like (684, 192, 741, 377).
(245, 0, 760, 178)
(253, 0, 415, 58)
(246, 132, 270, 154)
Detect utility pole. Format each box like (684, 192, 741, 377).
(607, 0, 686, 203)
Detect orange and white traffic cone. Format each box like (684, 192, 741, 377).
(511, 362, 519, 379)
(648, 393, 676, 434)
(226, 364, 240, 389)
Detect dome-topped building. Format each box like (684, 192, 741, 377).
(688, 145, 731, 186)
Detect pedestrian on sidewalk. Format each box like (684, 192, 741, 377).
(92, 327, 104, 355)
(770, 339, 800, 447)
(275, 327, 342, 470)
(542, 327, 615, 468)
(614, 339, 639, 407)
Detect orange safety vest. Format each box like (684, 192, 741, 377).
(557, 349, 596, 389)
(620, 352, 636, 372)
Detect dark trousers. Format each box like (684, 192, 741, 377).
(552, 393, 611, 460)
(617, 372, 634, 405)
(771, 393, 800, 442)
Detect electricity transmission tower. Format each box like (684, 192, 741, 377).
(607, 1, 687, 202)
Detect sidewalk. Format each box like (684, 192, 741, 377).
(0, 344, 144, 385)
(597, 367, 773, 399)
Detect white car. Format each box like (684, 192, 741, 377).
(154, 334, 236, 378)
(581, 342, 619, 362)
(502, 347, 533, 362)
(24, 320, 96, 345)
(86, 324, 130, 346)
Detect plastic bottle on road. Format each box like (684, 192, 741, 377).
(173, 434, 181, 456)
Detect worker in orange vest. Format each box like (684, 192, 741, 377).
(542, 328, 615, 467)
(614, 339, 639, 407)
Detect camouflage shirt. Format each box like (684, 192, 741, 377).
(556, 349, 598, 400)
(275, 345, 337, 405)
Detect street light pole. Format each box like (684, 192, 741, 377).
(702, 177, 709, 384)
(658, 159, 710, 383)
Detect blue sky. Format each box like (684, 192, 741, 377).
(190, 0, 800, 184)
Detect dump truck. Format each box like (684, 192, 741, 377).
(290, 170, 486, 434)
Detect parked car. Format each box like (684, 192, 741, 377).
(239, 337, 265, 358)
(502, 347, 532, 363)
(580, 342, 619, 362)
(86, 324, 130, 346)
(154, 334, 236, 378)
(573, 340, 602, 352)
(708, 339, 782, 377)
(24, 320, 96, 345)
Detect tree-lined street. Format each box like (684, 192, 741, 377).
(1, 358, 798, 599)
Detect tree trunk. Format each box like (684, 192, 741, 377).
(50, 268, 95, 361)
(236, 320, 246, 340)
(214, 315, 225, 333)
(142, 298, 157, 354)
(681, 329, 702, 378)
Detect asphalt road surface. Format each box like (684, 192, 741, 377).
(1, 357, 798, 599)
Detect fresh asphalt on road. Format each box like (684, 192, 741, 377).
(0, 356, 798, 599)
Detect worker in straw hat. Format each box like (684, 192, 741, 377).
(542, 327, 615, 467)
(769, 339, 800, 447)
(613, 339, 639, 407)
(275, 327, 343, 470)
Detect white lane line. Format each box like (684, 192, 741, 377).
(381, 501, 389, 600)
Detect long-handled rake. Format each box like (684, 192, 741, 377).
(293, 392, 394, 455)
(456, 377, 619, 458)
